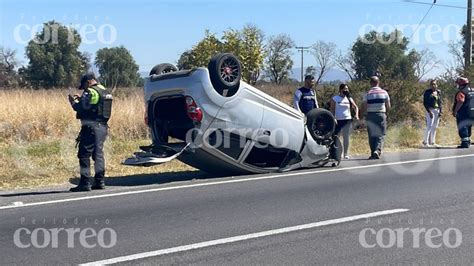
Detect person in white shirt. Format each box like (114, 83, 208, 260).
(422, 79, 442, 147)
(330, 84, 359, 159)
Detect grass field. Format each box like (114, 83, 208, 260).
(0, 87, 461, 190)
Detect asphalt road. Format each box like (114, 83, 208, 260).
(0, 148, 473, 265)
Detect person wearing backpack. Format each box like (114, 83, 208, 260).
(422, 79, 443, 147)
(68, 73, 113, 192)
(330, 83, 359, 159)
(452, 77, 474, 149)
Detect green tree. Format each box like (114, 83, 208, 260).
(264, 34, 294, 84)
(239, 24, 265, 84)
(192, 30, 223, 68)
(22, 21, 88, 88)
(176, 26, 265, 84)
(95, 46, 140, 89)
(351, 30, 415, 80)
(176, 30, 222, 70)
(222, 29, 241, 56)
(177, 50, 195, 70)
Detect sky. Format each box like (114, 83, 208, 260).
(0, 0, 468, 78)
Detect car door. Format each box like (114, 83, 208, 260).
(259, 96, 305, 152)
(206, 86, 264, 161)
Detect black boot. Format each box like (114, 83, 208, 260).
(457, 141, 470, 149)
(70, 176, 91, 192)
(91, 179, 105, 190)
(69, 184, 91, 192)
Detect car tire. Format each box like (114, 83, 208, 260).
(149, 63, 178, 76)
(208, 53, 241, 97)
(306, 108, 336, 144)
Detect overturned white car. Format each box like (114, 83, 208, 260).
(124, 53, 341, 175)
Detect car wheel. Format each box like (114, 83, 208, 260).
(149, 63, 178, 76)
(306, 108, 336, 144)
(208, 53, 241, 97)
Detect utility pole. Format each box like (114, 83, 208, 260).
(296, 46, 310, 83)
(466, 0, 472, 68)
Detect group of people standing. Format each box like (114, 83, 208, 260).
(420, 77, 473, 149)
(294, 75, 473, 160)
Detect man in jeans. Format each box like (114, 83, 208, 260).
(361, 76, 391, 159)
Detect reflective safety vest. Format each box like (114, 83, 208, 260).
(77, 84, 113, 122)
(298, 87, 317, 115)
(454, 86, 474, 119)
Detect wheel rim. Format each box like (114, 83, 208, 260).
(161, 67, 176, 74)
(219, 58, 239, 84)
(311, 116, 332, 138)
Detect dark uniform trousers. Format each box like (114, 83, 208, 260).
(456, 113, 472, 142)
(78, 121, 108, 185)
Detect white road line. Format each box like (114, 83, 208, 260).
(80, 208, 409, 265)
(0, 154, 472, 211)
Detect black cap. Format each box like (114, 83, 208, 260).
(78, 73, 96, 89)
(304, 75, 314, 81)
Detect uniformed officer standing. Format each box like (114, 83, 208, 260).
(68, 73, 113, 192)
(452, 77, 474, 149)
(294, 75, 319, 115)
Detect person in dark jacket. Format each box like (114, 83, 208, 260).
(68, 73, 112, 192)
(294, 75, 318, 115)
(422, 79, 443, 146)
(452, 77, 474, 148)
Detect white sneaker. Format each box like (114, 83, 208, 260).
(422, 142, 431, 147)
(344, 155, 351, 159)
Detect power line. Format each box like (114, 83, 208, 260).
(409, 0, 436, 40)
(295, 46, 310, 83)
(402, 0, 469, 10)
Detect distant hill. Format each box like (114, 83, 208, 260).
(290, 67, 350, 83)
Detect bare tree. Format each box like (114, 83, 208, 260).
(264, 34, 295, 84)
(311, 41, 337, 85)
(0, 46, 18, 72)
(437, 40, 466, 82)
(305, 66, 316, 77)
(0, 46, 19, 88)
(334, 50, 356, 81)
(448, 41, 464, 73)
(409, 48, 440, 81)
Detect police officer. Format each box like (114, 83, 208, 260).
(294, 75, 319, 115)
(68, 73, 113, 192)
(452, 77, 474, 149)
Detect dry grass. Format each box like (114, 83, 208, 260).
(0, 87, 461, 189)
(0, 89, 194, 189)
